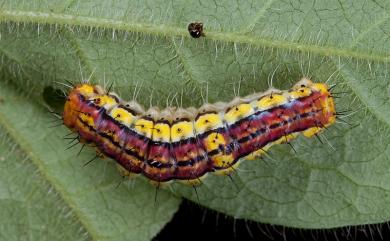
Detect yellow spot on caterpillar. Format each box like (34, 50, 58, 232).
(77, 84, 95, 97)
(284, 133, 297, 142)
(311, 83, 328, 94)
(224, 103, 254, 124)
(214, 160, 241, 176)
(202, 132, 235, 169)
(204, 133, 226, 150)
(256, 94, 287, 110)
(212, 154, 235, 170)
(303, 126, 322, 137)
(79, 113, 95, 127)
(194, 113, 223, 134)
(311, 82, 337, 126)
(171, 121, 194, 142)
(152, 122, 171, 142)
(89, 95, 118, 110)
(326, 99, 336, 125)
(134, 118, 154, 138)
(110, 107, 134, 126)
(289, 87, 312, 99)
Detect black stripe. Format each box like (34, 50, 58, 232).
(155, 119, 171, 125)
(146, 159, 173, 168)
(171, 137, 197, 146)
(176, 155, 206, 167)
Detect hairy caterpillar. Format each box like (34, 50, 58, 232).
(62, 78, 336, 185)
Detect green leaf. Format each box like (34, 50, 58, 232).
(0, 0, 390, 235)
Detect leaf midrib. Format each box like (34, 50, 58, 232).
(1, 9, 390, 63)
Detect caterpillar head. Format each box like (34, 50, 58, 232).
(63, 84, 100, 129)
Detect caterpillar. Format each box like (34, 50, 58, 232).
(62, 78, 336, 185)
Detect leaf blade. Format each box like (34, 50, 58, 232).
(1, 0, 390, 231)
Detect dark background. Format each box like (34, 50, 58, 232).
(154, 199, 389, 241)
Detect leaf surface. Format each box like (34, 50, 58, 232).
(0, 0, 390, 234)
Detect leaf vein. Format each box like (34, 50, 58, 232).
(1, 10, 389, 63)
